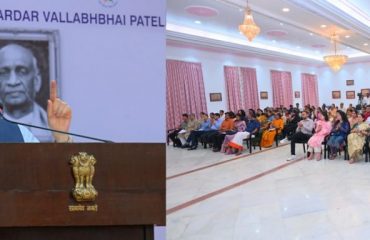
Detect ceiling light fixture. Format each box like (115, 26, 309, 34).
(239, 0, 260, 42)
(320, 24, 327, 28)
(194, 20, 202, 24)
(345, 35, 350, 38)
(282, 8, 290, 12)
(323, 33, 348, 71)
(364, 43, 369, 46)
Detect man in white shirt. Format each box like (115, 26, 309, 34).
(287, 111, 314, 161)
(363, 93, 370, 106)
(339, 102, 346, 112)
(219, 110, 225, 121)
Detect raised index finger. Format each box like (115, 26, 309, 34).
(50, 80, 57, 101)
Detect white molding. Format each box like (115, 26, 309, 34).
(286, 0, 370, 51)
(167, 29, 322, 65)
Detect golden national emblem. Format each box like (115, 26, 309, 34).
(70, 152, 98, 202)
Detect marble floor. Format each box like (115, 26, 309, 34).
(166, 143, 370, 240)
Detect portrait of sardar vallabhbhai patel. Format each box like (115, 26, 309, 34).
(0, 43, 53, 142)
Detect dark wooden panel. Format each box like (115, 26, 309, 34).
(0, 143, 165, 227)
(0, 225, 153, 240)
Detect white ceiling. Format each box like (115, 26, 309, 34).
(350, 0, 370, 13)
(166, 0, 370, 64)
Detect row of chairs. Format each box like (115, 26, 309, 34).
(167, 128, 269, 153)
(299, 135, 370, 162)
(168, 127, 370, 161)
(244, 128, 369, 162)
(243, 129, 279, 154)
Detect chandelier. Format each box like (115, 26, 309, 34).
(239, 0, 260, 42)
(323, 33, 348, 71)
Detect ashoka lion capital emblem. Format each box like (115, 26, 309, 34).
(70, 152, 98, 202)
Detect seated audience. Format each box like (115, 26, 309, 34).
(256, 109, 263, 117)
(227, 110, 260, 155)
(348, 103, 353, 110)
(287, 110, 314, 161)
(361, 106, 366, 114)
(221, 113, 247, 153)
(178, 113, 199, 146)
(307, 109, 332, 161)
(363, 105, 370, 121)
(295, 103, 301, 111)
(327, 110, 350, 160)
(171, 104, 370, 168)
(346, 108, 353, 119)
(200, 113, 222, 147)
(329, 105, 337, 122)
(219, 110, 225, 121)
(321, 104, 327, 111)
(311, 108, 318, 121)
(348, 109, 358, 128)
(257, 111, 267, 126)
(266, 110, 275, 122)
(261, 113, 284, 148)
(339, 102, 346, 112)
(168, 113, 188, 147)
(348, 114, 370, 164)
(198, 111, 206, 123)
(288, 105, 294, 113)
(185, 113, 211, 150)
(363, 93, 370, 106)
(280, 110, 301, 143)
(282, 111, 288, 124)
(211, 112, 235, 152)
(237, 109, 247, 123)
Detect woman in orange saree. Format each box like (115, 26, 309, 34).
(260, 113, 284, 148)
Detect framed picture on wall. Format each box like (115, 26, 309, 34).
(332, 91, 341, 99)
(346, 91, 355, 99)
(260, 91, 268, 100)
(294, 91, 300, 98)
(210, 93, 222, 102)
(346, 80, 354, 86)
(361, 89, 370, 97)
(0, 29, 60, 142)
(0, 30, 60, 109)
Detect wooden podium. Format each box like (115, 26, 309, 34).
(0, 143, 165, 240)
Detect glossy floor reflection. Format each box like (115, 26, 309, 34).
(167, 144, 370, 240)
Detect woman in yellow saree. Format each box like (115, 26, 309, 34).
(261, 113, 284, 148)
(348, 114, 370, 164)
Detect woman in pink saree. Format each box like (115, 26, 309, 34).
(307, 109, 332, 161)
